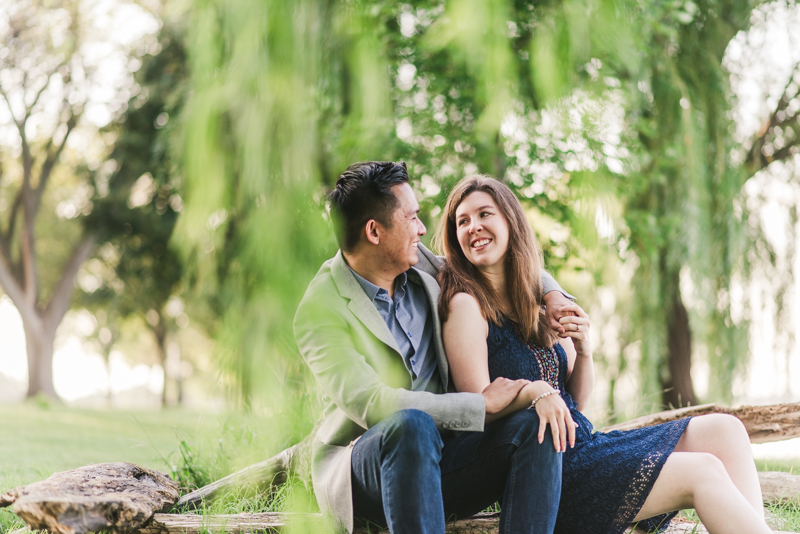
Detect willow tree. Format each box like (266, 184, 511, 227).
(379, 0, 800, 409)
(178, 0, 397, 420)
(179, 0, 800, 427)
(621, 0, 800, 408)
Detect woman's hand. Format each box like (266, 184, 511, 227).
(557, 303, 591, 357)
(534, 391, 577, 452)
(522, 382, 577, 452)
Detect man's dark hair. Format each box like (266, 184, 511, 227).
(328, 161, 410, 252)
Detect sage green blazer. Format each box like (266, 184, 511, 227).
(293, 244, 567, 532)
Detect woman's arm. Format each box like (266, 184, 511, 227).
(558, 303, 594, 411)
(443, 292, 576, 451)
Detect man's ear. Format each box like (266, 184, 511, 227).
(364, 219, 381, 245)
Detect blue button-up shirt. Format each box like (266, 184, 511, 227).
(349, 267, 441, 393)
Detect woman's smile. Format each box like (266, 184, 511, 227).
(455, 191, 510, 271)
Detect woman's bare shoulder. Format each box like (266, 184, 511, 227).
(447, 292, 484, 320)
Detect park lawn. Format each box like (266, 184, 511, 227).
(0, 401, 314, 534)
(1, 402, 799, 533)
(0, 402, 301, 490)
(0, 402, 207, 488)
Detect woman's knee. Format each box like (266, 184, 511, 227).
(684, 414, 749, 449)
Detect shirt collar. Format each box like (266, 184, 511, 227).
(348, 266, 409, 302)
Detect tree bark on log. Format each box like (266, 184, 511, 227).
(176, 440, 310, 510)
(601, 402, 800, 443)
(140, 512, 722, 534)
(140, 512, 795, 533)
(759, 471, 800, 504)
(0, 463, 179, 534)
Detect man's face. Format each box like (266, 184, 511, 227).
(379, 183, 426, 273)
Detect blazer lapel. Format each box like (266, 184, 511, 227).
(410, 267, 450, 391)
(330, 251, 402, 355)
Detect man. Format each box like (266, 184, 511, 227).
(294, 161, 574, 534)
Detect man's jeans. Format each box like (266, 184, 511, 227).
(351, 408, 561, 534)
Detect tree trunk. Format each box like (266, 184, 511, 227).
(663, 278, 696, 408)
(24, 317, 57, 399)
(148, 313, 168, 408)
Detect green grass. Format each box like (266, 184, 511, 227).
(0, 401, 318, 534)
(768, 502, 800, 532)
(757, 458, 800, 474)
(0, 403, 206, 487)
(2, 401, 800, 533)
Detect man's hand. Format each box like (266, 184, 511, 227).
(543, 291, 575, 337)
(482, 377, 529, 415)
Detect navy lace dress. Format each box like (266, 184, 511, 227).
(487, 317, 691, 534)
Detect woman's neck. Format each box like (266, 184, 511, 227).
(481, 267, 513, 315)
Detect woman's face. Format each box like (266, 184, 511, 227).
(454, 191, 510, 272)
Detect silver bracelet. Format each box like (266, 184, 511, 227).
(530, 388, 561, 409)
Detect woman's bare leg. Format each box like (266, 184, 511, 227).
(672, 414, 764, 516)
(633, 452, 771, 534)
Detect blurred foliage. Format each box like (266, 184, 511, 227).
(172, 0, 800, 423)
(177, 0, 341, 421)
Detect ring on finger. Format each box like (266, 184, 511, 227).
(575, 324, 580, 331)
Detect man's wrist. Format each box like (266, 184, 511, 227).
(524, 380, 555, 400)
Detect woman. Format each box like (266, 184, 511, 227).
(434, 175, 772, 534)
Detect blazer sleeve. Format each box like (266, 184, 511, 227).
(294, 289, 486, 434)
(541, 270, 575, 300)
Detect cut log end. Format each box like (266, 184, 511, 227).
(1, 462, 179, 534)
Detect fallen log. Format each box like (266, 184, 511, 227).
(178, 402, 800, 510)
(176, 439, 311, 510)
(0, 462, 178, 534)
(760, 471, 800, 504)
(601, 402, 800, 444)
(140, 512, 720, 534)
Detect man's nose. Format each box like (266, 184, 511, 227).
(418, 218, 427, 235)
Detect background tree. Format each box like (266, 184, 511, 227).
(0, 0, 159, 400)
(80, 23, 189, 407)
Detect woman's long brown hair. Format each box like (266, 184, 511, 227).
(433, 175, 557, 348)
